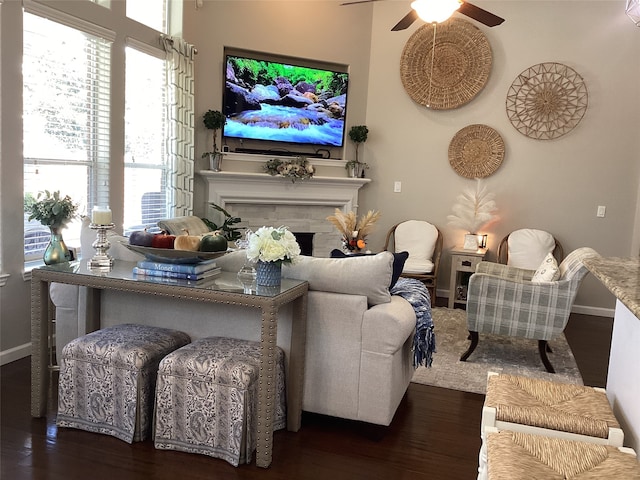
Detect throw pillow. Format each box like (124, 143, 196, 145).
(329, 249, 409, 289)
(531, 252, 560, 283)
(157, 216, 211, 236)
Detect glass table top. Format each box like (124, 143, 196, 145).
(35, 260, 305, 298)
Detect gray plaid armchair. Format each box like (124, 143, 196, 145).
(460, 247, 598, 373)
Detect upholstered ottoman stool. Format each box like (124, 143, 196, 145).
(56, 323, 191, 443)
(153, 337, 286, 467)
(483, 429, 640, 480)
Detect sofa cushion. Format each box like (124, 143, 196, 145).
(157, 216, 211, 236)
(330, 249, 409, 289)
(394, 221, 437, 274)
(283, 252, 394, 305)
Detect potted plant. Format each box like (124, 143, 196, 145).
(346, 125, 369, 178)
(201, 202, 243, 242)
(201, 109, 226, 172)
(25, 190, 78, 264)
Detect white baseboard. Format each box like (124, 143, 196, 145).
(436, 289, 615, 319)
(1, 342, 31, 366)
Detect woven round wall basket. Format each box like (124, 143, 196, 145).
(506, 62, 588, 140)
(448, 124, 505, 178)
(400, 18, 493, 110)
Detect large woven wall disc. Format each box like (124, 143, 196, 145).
(449, 124, 505, 178)
(400, 18, 493, 110)
(506, 62, 588, 140)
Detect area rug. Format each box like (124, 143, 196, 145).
(411, 307, 583, 395)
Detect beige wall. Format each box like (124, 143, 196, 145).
(185, 1, 640, 313)
(361, 1, 639, 311)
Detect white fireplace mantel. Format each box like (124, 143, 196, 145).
(197, 171, 371, 212)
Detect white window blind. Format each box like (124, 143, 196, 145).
(23, 12, 111, 261)
(124, 46, 168, 235)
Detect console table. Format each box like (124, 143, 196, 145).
(448, 247, 487, 309)
(31, 261, 308, 468)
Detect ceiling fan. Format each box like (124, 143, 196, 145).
(341, 0, 505, 31)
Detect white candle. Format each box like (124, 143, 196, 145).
(92, 206, 112, 225)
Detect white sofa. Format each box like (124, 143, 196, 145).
(49, 218, 419, 426)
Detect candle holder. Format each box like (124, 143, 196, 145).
(89, 223, 115, 269)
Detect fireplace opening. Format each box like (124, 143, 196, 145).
(293, 232, 315, 256)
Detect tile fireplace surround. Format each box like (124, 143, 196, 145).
(198, 171, 371, 257)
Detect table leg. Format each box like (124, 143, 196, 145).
(286, 293, 307, 432)
(31, 278, 49, 417)
(256, 303, 278, 468)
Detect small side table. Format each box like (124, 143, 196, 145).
(448, 247, 487, 309)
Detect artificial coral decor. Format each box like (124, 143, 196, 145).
(326, 208, 381, 252)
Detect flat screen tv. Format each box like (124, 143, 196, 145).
(223, 49, 349, 152)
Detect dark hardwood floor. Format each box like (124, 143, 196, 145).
(1, 305, 612, 480)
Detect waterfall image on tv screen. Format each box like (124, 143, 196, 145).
(223, 54, 349, 148)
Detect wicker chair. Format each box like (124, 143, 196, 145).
(497, 228, 564, 270)
(460, 247, 598, 373)
(383, 220, 443, 301)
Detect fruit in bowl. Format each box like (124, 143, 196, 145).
(151, 232, 176, 249)
(129, 228, 154, 247)
(199, 231, 228, 252)
(174, 229, 201, 251)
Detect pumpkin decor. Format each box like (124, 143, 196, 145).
(199, 231, 228, 252)
(174, 229, 202, 252)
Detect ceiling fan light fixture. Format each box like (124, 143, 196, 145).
(411, 0, 462, 24)
(626, 0, 640, 26)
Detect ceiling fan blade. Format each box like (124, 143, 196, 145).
(458, 2, 505, 27)
(391, 10, 419, 31)
(340, 0, 381, 5)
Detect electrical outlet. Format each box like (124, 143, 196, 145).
(394, 181, 402, 193)
(597, 205, 606, 217)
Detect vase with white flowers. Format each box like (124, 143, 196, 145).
(447, 178, 498, 250)
(246, 226, 301, 286)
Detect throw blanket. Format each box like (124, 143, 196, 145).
(390, 278, 435, 368)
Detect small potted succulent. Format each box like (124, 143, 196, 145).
(345, 125, 369, 178)
(201, 109, 226, 172)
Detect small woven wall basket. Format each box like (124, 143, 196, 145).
(400, 18, 493, 110)
(448, 124, 505, 178)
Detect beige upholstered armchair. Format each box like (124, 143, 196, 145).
(383, 220, 443, 301)
(460, 247, 598, 373)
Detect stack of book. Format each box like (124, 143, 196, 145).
(133, 258, 221, 281)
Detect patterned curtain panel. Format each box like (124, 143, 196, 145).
(162, 36, 196, 217)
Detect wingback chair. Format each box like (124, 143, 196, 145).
(383, 220, 443, 301)
(460, 247, 598, 373)
(497, 228, 564, 270)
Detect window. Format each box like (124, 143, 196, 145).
(124, 46, 168, 234)
(22, 12, 111, 261)
(21, 0, 181, 264)
(126, 0, 167, 34)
